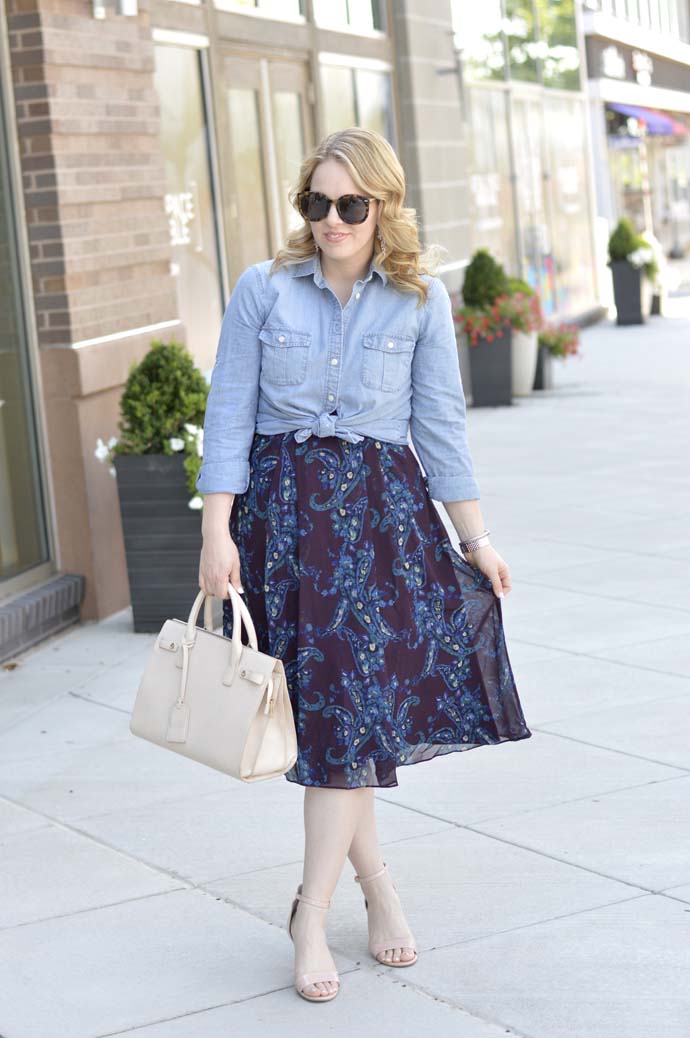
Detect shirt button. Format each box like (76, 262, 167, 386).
(331, 357, 338, 365)
(328, 393, 335, 401)
(355, 292, 361, 299)
(387, 340, 394, 348)
(278, 335, 285, 342)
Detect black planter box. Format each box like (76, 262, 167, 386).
(533, 343, 554, 390)
(610, 260, 644, 325)
(467, 326, 513, 407)
(113, 453, 221, 633)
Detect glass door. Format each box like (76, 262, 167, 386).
(223, 52, 313, 277)
(0, 58, 51, 585)
(153, 44, 225, 374)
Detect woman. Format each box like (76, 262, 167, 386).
(197, 127, 531, 1003)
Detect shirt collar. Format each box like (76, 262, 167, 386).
(288, 249, 388, 288)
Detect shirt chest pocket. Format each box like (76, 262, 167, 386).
(361, 332, 416, 393)
(258, 326, 312, 386)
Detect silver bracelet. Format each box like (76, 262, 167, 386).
(459, 528, 490, 554)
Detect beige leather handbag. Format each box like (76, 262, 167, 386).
(129, 583, 298, 782)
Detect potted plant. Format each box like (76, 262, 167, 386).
(505, 276, 543, 396)
(95, 340, 216, 633)
(455, 249, 513, 406)
(608, 217, 658, 325)
(533, 322, 581, 390)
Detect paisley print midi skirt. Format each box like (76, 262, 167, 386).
(225, 430, 532, 788)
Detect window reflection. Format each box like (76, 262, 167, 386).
(313, 0, 382, 31)
(223, 0, 303, 15)
(153, 45, 224, 373)
(321, 63, 393, 140)
(503, 0, 539, 82)
(0, 81, 49, 580)
(452, 0, 579, 87)
(452, 0, 506, 81)
(273, 90, 306, 234)
(535, 0, 580, 90)
(227, 87, 272, 267)
(543, 96, 596, 313)
(468, 88, 518, 272)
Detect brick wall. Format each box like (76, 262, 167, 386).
(6, 0, 182, 621)
(7, 0, 176, 348)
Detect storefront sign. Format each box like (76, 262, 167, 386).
(164, 190, 195, 247)
(599, 44, 653, 86)
(631, 50, 653, 87)
(600, 45, 626, 80)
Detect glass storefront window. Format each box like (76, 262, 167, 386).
(453, 0, 578, 87)
(223, 54, 311, 267)
(321, 63, 393, 141)
(273, 90, 307, 234)
(504, 0, 539, 83)
(535, 0, 580, 90)
(313, 0, 383, 32)
(512, 95, 557, 311)
(153, 45, 224, 374)
(355, 69, 393, 138)
(543, 95, 596, 313)
(0, 78, 50, 582)
(216, 0, 303, 17)
(321, 65, 356, 129)
(451, 0, 506, 82)
(227, 86, 272, 266)
(467, 87, 518, 272)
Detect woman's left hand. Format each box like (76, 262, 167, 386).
(463, 544, 511, 599)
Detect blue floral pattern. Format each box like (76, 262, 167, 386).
(225, 431, 532, 787)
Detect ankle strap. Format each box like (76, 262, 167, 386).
(354, 862, 387, 885)
(295, 891, 331, 910)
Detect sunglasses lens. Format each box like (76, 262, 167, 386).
(339, 196, 369, 224)
(300, 192, 328, 221)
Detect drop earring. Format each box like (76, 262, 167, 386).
(376, 227, 386, 255)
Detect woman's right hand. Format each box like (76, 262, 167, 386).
(198, 528, 244, 600)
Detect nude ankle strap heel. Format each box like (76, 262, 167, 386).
(287, 883, 340, 1002)
(353, 861, 418, 967)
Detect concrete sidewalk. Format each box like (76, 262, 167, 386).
(1, 295, 690, 1038)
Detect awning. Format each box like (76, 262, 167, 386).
(605, 101, 689, 136)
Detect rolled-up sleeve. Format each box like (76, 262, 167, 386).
(195, 264, 264, 495)
(409, 276, 481, 502)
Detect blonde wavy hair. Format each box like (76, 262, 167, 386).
(270, 127, 445, 307)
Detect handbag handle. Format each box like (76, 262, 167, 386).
(185, 584, 258, 655)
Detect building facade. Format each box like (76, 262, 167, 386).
(583, 0, 690, 258)
(0, 0, 601, 658)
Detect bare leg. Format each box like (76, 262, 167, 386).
(347, 787, 416, 965)
(290, 785, 369, 997)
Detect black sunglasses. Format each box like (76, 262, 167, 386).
(297, 190, 377, 225)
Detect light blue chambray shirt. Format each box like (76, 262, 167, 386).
(196, 249, 480, 502)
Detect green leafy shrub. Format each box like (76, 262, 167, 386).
(461, 248, 510, 309)
(608, 218, 658, 281)
(608, 218, 638, 262)
(95, 340, 209, 506)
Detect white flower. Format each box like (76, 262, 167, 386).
(107, 435, 118, 449)
(109, 465, 116, 478)
(628, 247, 653, 268)
(169, 437, 185, 452)
(187, 495, 203, 510)
(184, 423, 200, 436)
(195, 430, 204, 457)
(94, 437, 110, 462)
